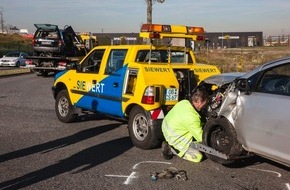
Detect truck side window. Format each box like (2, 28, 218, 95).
(105, 49, 127, 74)
(81, 49, 105, 73)
(136, 50, 164, 62)
(135, 50, 193, 63)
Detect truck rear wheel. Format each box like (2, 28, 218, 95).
(40, 71, 49, 77)
(55, 89, 77, 123)
(128, 106, 160, 150)
(202, 117, 243, 165)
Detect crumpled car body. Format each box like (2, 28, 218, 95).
(201, 56, 290, 167)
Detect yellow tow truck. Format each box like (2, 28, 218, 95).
(52, 23, 220, 149)
(77, 32, 98, 52)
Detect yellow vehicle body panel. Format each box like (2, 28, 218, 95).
(53, 23, 221, 150)
(54, 43, 220, 116)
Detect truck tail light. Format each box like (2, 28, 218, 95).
(142, 86, 155, 105)
(196, 36, 205, 41)
(32, 39, 35, 46)
(58, 40, 63, 47)
(58, 62, 67, 67)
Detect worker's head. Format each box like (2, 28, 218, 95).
(191, 87, 208, 111)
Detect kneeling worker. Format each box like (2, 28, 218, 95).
(161, 88, 208, 163)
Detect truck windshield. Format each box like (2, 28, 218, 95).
(135, 50, 193, 64)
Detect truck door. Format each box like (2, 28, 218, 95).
(63, 25, 81, 44)
(73, 48, 127, 117)
(71, 49, 106, 110)
(99, 49, 128, 117)
(63, 25, 82, 56)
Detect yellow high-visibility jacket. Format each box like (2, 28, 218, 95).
(162, 100, 203, 157)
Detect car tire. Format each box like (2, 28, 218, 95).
(15, 61, 20, 67)
(203, 117, 243, 165)
(55, 89, 77, 123)
(128, 106, 160, 150)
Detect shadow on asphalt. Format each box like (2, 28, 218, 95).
(0, 124, 133, 189)
(224, 156, 265, 168)
(220, 156, 290, 171)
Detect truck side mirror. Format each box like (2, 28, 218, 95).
(66, 62, 79, 70)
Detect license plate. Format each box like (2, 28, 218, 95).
(165, 88, 178, 101)
(42, 41, 51, 45)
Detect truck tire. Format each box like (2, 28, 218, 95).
(202, 117, 243, 165)
(40, 71, 48, 77)
(128, 106, 160, 150)
(55, 89, 77, 123)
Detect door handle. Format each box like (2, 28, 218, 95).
(113, 82, 119, 87)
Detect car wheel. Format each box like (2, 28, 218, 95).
(128, 106, 160, 149)
(55, 89, 77, 123)
(203, 117, 243, 165)
(15, 61, 20, 67)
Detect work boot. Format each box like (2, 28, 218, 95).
(162, 141, 173, 160)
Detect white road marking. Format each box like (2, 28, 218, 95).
(105, 172, 138, 185)
(123, 172, 138, 185)
(133, 160, 172, 169)
(246, 168, 282, 177)
(105, 174, 137, 178)
(285, 183, 290, 190)
(105, 160, 172, 185)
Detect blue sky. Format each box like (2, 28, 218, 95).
(1, 0, 290, 36)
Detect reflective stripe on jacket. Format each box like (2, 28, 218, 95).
(161, 100, 203, 157)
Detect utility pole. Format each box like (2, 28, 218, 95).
(0, 7, 4, 33)
(145, 0, 165, 44)
(147, 0, 152, 24)
(146, 0, 165, 24)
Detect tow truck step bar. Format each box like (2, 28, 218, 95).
(192, 143, 229, 160)
(32, 67, 65, 71)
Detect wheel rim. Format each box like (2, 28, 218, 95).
(132, 113, 149, 141)
(209, 125, 232, 154)
(58, 96, 69, 117)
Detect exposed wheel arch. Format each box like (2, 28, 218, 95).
(53, 82, 68, 99)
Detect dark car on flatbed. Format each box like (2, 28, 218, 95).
(32, 24, 81, 57)
(30, 24, 92, 76)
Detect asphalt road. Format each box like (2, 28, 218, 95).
(0, 73, 289, 190)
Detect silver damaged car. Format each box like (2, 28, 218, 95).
(199, 56, 290, 167)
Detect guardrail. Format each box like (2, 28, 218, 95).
(0, 67, 33, 77)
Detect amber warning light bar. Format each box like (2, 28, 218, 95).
(140, 24, 205, 40)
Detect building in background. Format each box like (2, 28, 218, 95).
(93, 33, 142, 45)
(77, 31, 290, 48)
(205, 32, 263, 48)
(94, 31, 265, 48)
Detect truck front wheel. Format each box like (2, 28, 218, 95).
(128, 106, 160, 150)
(55, 89, 77, 123)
